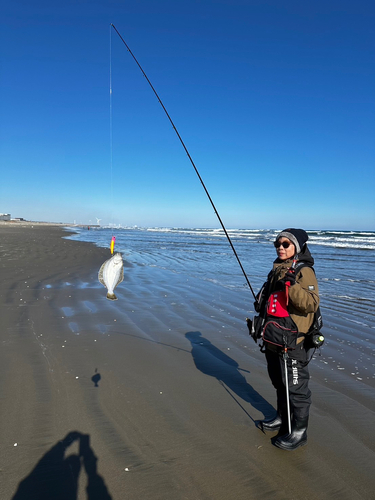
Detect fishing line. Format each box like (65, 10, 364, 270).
(110, 23, 256, 299)
(109, 26, 116, 253)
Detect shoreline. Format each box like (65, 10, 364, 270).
(1, 225, 374, 499)
(0, 220, 98, 228)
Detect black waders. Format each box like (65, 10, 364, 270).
(260, 413, 282, 432)
(273, 416, 309, 451)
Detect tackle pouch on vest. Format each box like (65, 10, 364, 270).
(262, 290, 298, 349)
(249, 315, 265, 342)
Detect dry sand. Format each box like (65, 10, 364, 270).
(0, 224, 374, 499)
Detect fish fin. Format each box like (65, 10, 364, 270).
(98, 260, 109, 287)
(106, 292, 117, 301)
(115, 266, 124, 287)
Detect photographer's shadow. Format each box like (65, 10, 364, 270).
(185, 331, 274, 420)
(12, 431, 112, 500)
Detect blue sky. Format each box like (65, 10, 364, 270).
(1, 0, 374, 229)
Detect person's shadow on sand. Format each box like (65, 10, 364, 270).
(185, 331, 274, 421)
(12, 431, 112, 500)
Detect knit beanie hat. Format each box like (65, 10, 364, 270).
(275, 228, 309, 254)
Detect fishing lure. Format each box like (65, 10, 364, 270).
(110, 236, 116, 255)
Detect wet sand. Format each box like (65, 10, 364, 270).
(0, 224, 374, 500)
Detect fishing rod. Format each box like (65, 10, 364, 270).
(110, 23, 257, 300)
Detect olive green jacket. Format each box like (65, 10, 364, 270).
(268, 258, 320, 336)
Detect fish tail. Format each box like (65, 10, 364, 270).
(106, 293, 117, 301)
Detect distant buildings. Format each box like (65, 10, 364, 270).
(0, 214, 27, 221)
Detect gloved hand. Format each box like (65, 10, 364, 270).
(282, 269, 296, 286)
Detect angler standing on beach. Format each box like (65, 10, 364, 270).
(250, 229, 320, 451)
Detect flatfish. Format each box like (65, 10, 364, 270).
(98, 253, 124, 300)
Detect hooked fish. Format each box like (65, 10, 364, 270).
(98, 253, 124, 300)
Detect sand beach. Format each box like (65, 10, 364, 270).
(0, 224, 374, 499)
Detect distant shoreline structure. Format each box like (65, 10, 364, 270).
(0, 220, 99, 228)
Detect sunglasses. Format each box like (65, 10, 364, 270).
(274, 240, 291, 249)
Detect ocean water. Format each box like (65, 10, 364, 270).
(67, 227, 375, 301)
(66, 227, 375, 387)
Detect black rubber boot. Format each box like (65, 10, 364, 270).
(274, 417, 289, 438)
(260, 413, 282, 432)
(273, 416, 308, 451)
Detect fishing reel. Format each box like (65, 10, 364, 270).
(311, 333, 325, 348)
(304, 331, 325, 350)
